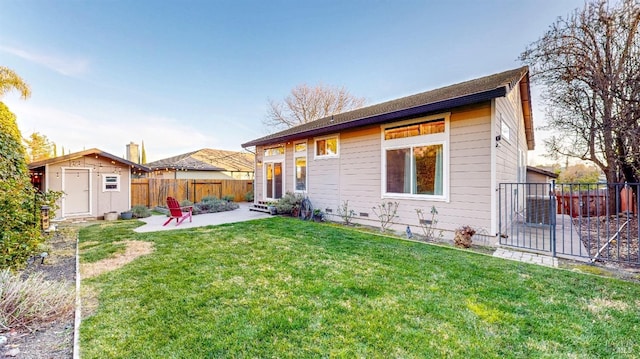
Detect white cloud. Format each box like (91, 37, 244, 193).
(6, 100, 218, 162)
(0, 45, 90, 77)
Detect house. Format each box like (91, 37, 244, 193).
(242, 67, 534, 241)
(526, 166, 558, 184)
(146, 148, 254, 180)
(28, 148, 150, 220)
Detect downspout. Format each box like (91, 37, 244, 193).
(490, 99, 498, 237)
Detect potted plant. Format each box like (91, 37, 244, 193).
(291, 204, 300, 218)
(454, 225, 476, 248)
(104, 211, 118, 221)
(120, 211, 133, 220)
(313, 209, 323, 222)
(268, 203, 277, 215)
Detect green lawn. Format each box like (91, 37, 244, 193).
(79, 217, 640, 358)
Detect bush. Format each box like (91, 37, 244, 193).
(244, 190, 254, 202)
(201, 196, 218, 202)
(193, 198, 239, 215)
(221, 194, 234, 202)
(131, 205, 151, 218)
(454, 225, 476, 248)
(0, 102, 43, 269)
(276, 192, 303, 215)
(179, 199, 193, 207)
(0, 269, 74, 331)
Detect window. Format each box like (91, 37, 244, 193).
(500, 114, 511, 142)
(295, 157, 307, 191)
(264, 146, 285, 157)
(103, 174, 120, 192)
(294, 142, 307, 191)
(315, 136, 338, 158)
(382, 114, 448, 199)
(294, 143, 307, 152)
(384, 119, 444, 140)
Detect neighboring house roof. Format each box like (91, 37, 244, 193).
(527, 166, 559, 179)
(242, 66, 534, 150)
(28, 148, 150, 172)
(146, 149, 254, 172)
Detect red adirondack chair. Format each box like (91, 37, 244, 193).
(163, 197, 193, 226)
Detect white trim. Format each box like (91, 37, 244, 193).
(380, 113, 450, 201)
(102, 174, 121, 192)
(490, 100, 497, 236)
(314, 134, 340, 159)
(263, 160, 285, 200)
(61, 167, 93, 217)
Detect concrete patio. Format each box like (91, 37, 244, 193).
(134, 202, 271, 233)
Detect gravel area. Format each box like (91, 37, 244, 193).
(2, 226, 78, 359)
(577, 215, 640, 264)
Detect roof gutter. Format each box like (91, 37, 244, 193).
(242, 86, 507, 148)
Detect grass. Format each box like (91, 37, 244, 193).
(80, 217, 640, 358)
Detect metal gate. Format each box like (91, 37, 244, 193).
(498, 182, 640, 265)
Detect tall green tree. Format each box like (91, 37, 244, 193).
(24, 132, 54, 163)
(141, 140, 147, 164)
(0, 104, 42, 268)
(0, 67, 43, 269)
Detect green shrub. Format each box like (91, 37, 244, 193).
(193, 198, 239, 215)
(131, 205, 151, 218)
(0, 102, 43, 269)
(0, 269, 74, 330)
(244, 190, 254, 202)
(179, 199, 193, 207)
(276, 192, 303, 214)
(201, 196, 218, 202)
(221, 194, 234, 202)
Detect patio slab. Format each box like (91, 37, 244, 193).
(134, 202, 271, 233)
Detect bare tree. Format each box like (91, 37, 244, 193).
(264, 83, 365, 131)
(520, 0, 640, 192)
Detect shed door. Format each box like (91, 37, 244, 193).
(64, 169, 90, 216)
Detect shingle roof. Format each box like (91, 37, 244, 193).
(242, 66, 532, 148)
(146, 149, 254, 172)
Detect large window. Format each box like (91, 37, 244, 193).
(315, 135, 338, 158)
(386, 145, 443, 195)
(294, 142, 307, 191)
(383, 115, 448, 199)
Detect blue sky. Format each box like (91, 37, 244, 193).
(1, 0, 584, 163)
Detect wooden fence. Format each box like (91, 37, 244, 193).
(131, 179, 253, 208)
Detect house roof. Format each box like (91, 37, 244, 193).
(242, 66, 535, 150)
(146, 149, 254, 172)
(526, 166, 559, 179)
(27, 148, 150, 172)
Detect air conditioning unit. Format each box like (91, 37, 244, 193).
(526, 196, 553, 225)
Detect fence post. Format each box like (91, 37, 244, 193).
(550, 180, 557, 258)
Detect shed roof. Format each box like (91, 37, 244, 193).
(146, 149, 254, 172)
(242, 66, 534, 150)
(27, 148, 150, 172)
(526, 166, 559, 179)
